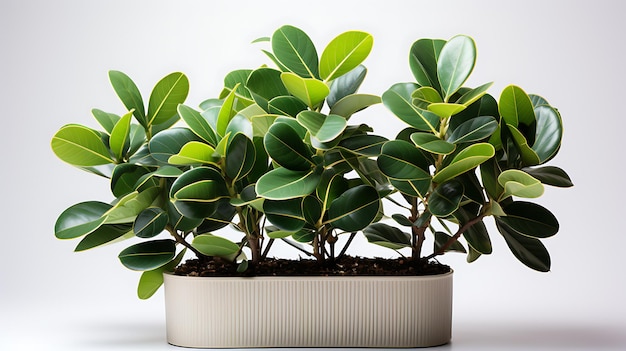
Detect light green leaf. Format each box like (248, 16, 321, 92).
(320, 31, 373, 82)
(506, 124, 541, 166)
(280, 72, 329, 108)
(147, 72, 189, 126)
(456, 82, 494, 106)
(216, 84, 239, 137)
(410, 132, 456, 155)
(178, 104, 219, 146)
(438, 35, 476, 101)
(411, 86, 443, 110)
(109, 111, 133, 161)
(91, 109, 120, 134)
(137, 249, 185, 299)
(329, 94, 381, 119)
(168, 141, 217, 165)
(104, 187, 160, 224)
(427, 103, 467, 118)
(296, 111, 347, 143)
(382, 83, 439, 133)
(51, 124, 113, 166)
(148, 128, 202, 165)
(432, 143, 495, 184)
(271, 25, 319, 78)
(498, 170, 544, 199)
(192, 234, 240, 257)
(499, 85, 535, 127)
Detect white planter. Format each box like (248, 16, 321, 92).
(163, 271, 453, 348)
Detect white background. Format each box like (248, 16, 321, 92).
(1, 0, 625, 350)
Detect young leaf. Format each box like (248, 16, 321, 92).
(280, 72, 329, 108)
(410, 132, 456, 155)
(499, 85, 535, 127)
(320, 31, 373, 82)
(432, 143, 495, 184)
(438, 35, 476, 101)
(109, 111, 133, 161)
(498, 169, 544, 199)
(51, 125, 114, 166)
(147, 72, 189, 126)
(382, 83, 439, 133)
(271, 25, 319, 78)
(178, 104, 219, 146)
(108, 70, 146, 126)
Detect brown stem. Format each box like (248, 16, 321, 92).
(167, 226, 203, 258)
(425, 213, 486, 260)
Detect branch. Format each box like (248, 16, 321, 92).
(167, 226, 204, 259)
(424, 213, 486, 260)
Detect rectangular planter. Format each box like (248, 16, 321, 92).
(163, 272, 453, 348)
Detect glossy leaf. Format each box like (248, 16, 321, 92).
(456, 82, 494, 106)
(118, 239, 176, 271)
(133, 208, 168, 238)
(263, 198, 306, 232)
(427, 103, 467, 118)
(137, 249, 185, 300)
(225, 114, 253, 139)
(192, 234, 240, 257)
(167, 201, 203, 232)
(147, 72, 189, 126)
(292, 229, 316, 243)
(280, 72, 329, 108)
(225, 133, 256, 182)
(429, 180, 464, 217)
(272, 25, 319, 78)
(246, 68, 289, 111)
(256, 167, 321, 200)
(148, 128, 202, 165)
(327, 64, 367, 107)
(297, 111, 347, 143)
(382, 83, 439, 133)
(327, 185, 380, 231)
(438, 35, 476, 101)
(523, 166, 573, 188)
(338, 134, 388, 157)
(55, 201, 112, 239)
(434, 232, 467, 253)
(532, 105, 562, 164)
(390, 178, 431, 199)
(222, 69, 254, 102)
(178, 104, 218, 146)
(316, 170, 349, 210)
(498, 170, 544, 199)
(506, 124, 541, 166)
(498, 201, 559, 238)
(411, 86, 443, 109)
(378, 140, 430, 181)
(496, 221, 550, 272)
(51, 125, 113, 166)
(109, 112, 133, 160)
(216, 84, 238, 137)
(499, 85, 535, 127)
(462, 218, 492, 255)
(74, 224, 133, 252)
(320, 31, 373, 82)
(168, 141, 217, 165)
(329, 94, 381, 119)
(447, 116, 498, 144)
(432, 143, 495, 184)
(363, 223, 411, 250)
(170, 167, 228, 219)
(268, 96, 307, 117)
(409, 38, 445, 92)
(264, 122, 314, 171)
(104, 187, 160, 224)
(108, 70, 146, 126)
(92, 109, 120, 134)
(410, 132, 456, 155)
(110, 164, 153, 197)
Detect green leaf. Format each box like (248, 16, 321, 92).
(118, 239, 176, 271)
(271, 25, 319, 78)
(409, 39, 445, 92)
(148, 128, 202, 165)
(92, 109, 120, 134)
(225, 114, 253, 140)
(316, 169, 349, 210)
(523, 166, 573, 188)
(532, 105, 563, 164)
(410, 132, 456, 155)
(327, 64, 367, 107)
(498, 170, 544, 199)
(55, 201, 112, 239)
(217, 84, 239, 137)
(51, 125, 113, 166)
(363, 223, 411, 250)
(268, 96, 307, 117)
(192, 234, 240, 257)
(496, 220, 550, 272)
(280, 72, 329, 108)
(267, 230, 294, 239)
(178, 104, 219, 146)
(327, 185, 380, 231)
(498, 201, 559, 238)
(506, 123, 541, 166)
(296, 111, 347, 143)
(108, 70, 146, 127)
(438, 35, 476, 101)
(167, 201, 203, 232)
(246, 68, 289, 111)
(456, 82, 494, 106)
(462, 218, 492, 255)
(137, 249, 185, 300)
(329, 94, 381, 119)
(263, 198, 306, 232)
(111, 164, 153, 197)
(338, 134, 388, 157)
(104, 187, 160, 224)
(447, 116, 498, 144)
(411, 86, 443, 109)
(292, 228, 316, 243)
(429, 180, 464, 217)
(499, 85, 535, 127)
(225, 133, 256, 182)
(427, 103, 467, 118)
(168, 141, 217, 165)
(222, 69, 254, 102)
(133, 208, 168, 238)
(74, 224, 133, 252)
(170, 167, 229, 203)
(382, 83, 439, 133)
(264, 122, 314, 171)
(256, 167, 321, 200)
(432, 143, 495, 184)
(147, 72, 189, 126)
(377, 140, 430, 181)
(434, 231, 467, 253)
(320, 31, 373, 82)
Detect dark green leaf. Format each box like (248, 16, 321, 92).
(338, 134, 388, 157)
(118, 239, 176, 271)
(256, 167, 322, 200)
(434, 231, 466, 253)
(264, 198, 306, 232)
(409, 38, 445, 93)
(108, 70, 146, 126)
(110, 164, 153, 197)
(225, 133, 256, 182)
(429, 180, 464, 217)
(327, 64, 367, 107)
(264, 122, 314, 171)
(55, 201, 112, 239)
(377, 140, 431, 181)
(178, 104, 219, 146)
(268, 96, 308, 117)
(498, 201, 559, 238)
(91, 109, 120, 134)
(148, 128, 202, 165)
(382, 83, 439, 132)
(327, 185, 380, 231)
(496, 221, 551, 272)
(246, 68, 289, 111)
(410, 132, 456, 155)
(272, 25, 319, 78)
(522, 166, 573, 187)
(363, 223, 411, 250)
(447, 116, 498, 144)
(532, 105, 562, 164)
(133, 208, 168, 238)
(75, 224, 132, 251)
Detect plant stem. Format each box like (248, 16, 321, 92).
(337, 232, 357, 260)
(167, 226, 203, 258)
(424, 213, 486, 260)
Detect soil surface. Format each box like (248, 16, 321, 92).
(174, 256, 450, 277)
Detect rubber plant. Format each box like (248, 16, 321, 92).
(367, 35, 572, 271)
(246, 25, 388, 262)
(51, 69, 270, 298)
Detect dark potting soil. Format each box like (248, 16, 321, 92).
(174, 256, 450, 277)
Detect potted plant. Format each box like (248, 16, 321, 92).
(50, 25, 572, 348)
